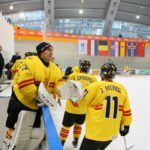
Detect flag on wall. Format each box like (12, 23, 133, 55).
(119, 41, 126, 57)
(87, 40, 98, 56)
(98, 40, 109, 56)
(109, 41, 119, 57)
(137, 42, 145, 57)
(127, 42, 137, 57)
(78, 39, 87, 54)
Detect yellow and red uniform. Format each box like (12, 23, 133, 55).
(81, 80, 133, 141)
(11, 59, 24, 76)
(73, 66, 80, 73)
(13, 56, 64, 110)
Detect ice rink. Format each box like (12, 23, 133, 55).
(0, 75, 150, 150)
(52, 75, 150, 150)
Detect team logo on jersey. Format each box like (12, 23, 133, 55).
(21, 65, 28, 71)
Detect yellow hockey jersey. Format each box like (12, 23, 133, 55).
(65, 72, 97, 114)
(81, 80, 133, 141)
(13, 56, 64, 110)
(12, 59, 26, 87)
(11, 59, 24, 76)
(73, 66, 80, 73)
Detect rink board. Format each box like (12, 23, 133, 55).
(0, 84, 12, 149)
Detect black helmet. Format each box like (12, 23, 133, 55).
(79, 59, 91, 73)
(100, 63, 117, 79)
(25, 52, 32, 57)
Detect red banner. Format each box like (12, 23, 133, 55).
(14, 28, 150, 43)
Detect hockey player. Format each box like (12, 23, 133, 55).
(0, 46, 4, 79)
(63, 65, 80, 80)
(3, 42, 64, 149)
(123, 65, 131, 76)
(11, 56, 23, 77)
(11, 52, 33, 87)
(59, 59, 97, 148)
(73, 66, 80, 73)
(24, 51, 33, 57)
(79, 63, 133, 150)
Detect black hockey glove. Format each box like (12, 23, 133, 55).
(120, 125, 130, 136)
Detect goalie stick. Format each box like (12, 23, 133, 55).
(42, 106, 63, 150)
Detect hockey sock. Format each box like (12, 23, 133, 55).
(6, 128, 14, 139)
(73, 124, 82, 139)
(59, 126, 70, 146)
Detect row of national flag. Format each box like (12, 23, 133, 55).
(78, 40, 145, 57)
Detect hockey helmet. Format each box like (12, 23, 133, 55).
(79, 59, 91, 73)
(25, 52, 32, 57)
(100, 63, 117, 79)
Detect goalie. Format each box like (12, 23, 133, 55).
(3, 42, 64, 150)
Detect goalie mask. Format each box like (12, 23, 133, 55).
(100, 63, 117, 80)
(79, 59, 91, 73)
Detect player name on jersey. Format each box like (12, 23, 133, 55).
(100, 85, 121, 93)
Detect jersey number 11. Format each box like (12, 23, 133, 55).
(105, 96, 118, 119)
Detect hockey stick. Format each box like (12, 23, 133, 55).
(42, 106, 63, 150)
(123, 136, 134, 150)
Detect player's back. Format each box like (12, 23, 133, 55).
(65, 72, 97, 114)
(68, 72, 97, 87)
(84, 80, 132, 141)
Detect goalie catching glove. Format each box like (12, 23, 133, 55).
(58, 80, 83, 102)
(37, 82, 57, 108)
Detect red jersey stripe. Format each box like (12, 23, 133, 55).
(19, 81, 34, 89)
(18, 78, 35, 86)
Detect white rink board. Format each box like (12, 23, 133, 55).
(0, 83, 11, 149)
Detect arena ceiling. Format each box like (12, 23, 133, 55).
(0, 0, 150, 28)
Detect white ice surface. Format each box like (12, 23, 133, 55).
(51, 75, 150, 150)
(1, 76, 149, 150)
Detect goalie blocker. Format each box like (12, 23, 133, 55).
(38, 82, 58, 109)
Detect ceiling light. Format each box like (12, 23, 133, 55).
(19, 12, 25, 18)
(9, 3, 14, 10)
(79, 9, 83, 14)
(136, 15, 140, 19)
(140, 6, 143, 9)
(81, 0, 84, 3)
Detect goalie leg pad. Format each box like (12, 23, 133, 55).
(8, 111, 36, 150)
(26, 117, 45, 150)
